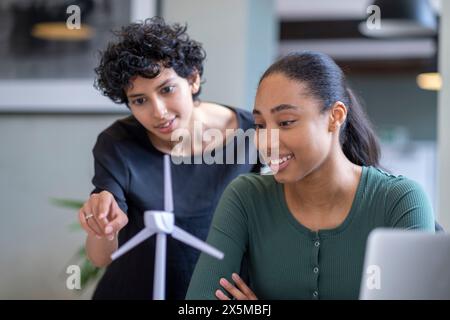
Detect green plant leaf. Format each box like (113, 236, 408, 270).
(80, 258, 102, 289)
(50, 198, 84, 209)
(51, 196, 104, 291)
(68, 221, 83, 232)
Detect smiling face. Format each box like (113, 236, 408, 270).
(125, 67, 200, 143)
(253, 73, 336, 183)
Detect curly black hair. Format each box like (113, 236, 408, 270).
(94, 17, 206, 105)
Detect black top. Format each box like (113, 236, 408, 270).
(91, 106, 259, 299)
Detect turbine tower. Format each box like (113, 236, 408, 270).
(111, 155, 224, 299)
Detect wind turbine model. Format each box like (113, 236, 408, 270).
(111, 154, 224, 300)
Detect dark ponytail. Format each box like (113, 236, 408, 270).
(341, 88, 380, 166)
(259, 51, 380, 167)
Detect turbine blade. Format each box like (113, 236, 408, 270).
(111, 228, 155, 260)
(172, 226, 224, 260)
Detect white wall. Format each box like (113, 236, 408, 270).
(0, 114, 125, 299)
(437, 0, 450, 230)
(163, 0, 277, 111)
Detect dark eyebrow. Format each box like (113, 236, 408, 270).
(156, 77, 176, 90)
(271, 104, 300, 113)
(127, 93, 145, 98)
(253, 104, 300, 115)
(127, 77, 176, 98)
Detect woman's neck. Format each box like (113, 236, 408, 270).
(149, 101, 237, 156)
(284, 149, 362, 216)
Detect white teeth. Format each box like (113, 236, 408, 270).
(271, 159, 280, 165)
(159, 118, 174, 128)
(270, 154, 293, 165)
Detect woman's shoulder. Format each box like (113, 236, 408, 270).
(227, 105, 254, 130)
(97, 115, 144, 144)
(215, 174, 279, 221)
(366, 166, 424, 194)
(204, 103, 254, 130)
(365, 166, 431, 213)
(226, 173, 278, 198)
(365, 167, 434, 229)
(93, 115, 153, 160)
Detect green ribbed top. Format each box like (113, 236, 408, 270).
(186, 166, 435, 300)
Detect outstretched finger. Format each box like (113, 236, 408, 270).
(104, 201, 127, 239)
(93, 194, 112, 230)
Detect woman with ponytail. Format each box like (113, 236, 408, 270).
(186, 51, 435, 300)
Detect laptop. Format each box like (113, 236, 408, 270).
(359, 228, 450, 300)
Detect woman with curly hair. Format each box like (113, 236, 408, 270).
(77, 17, 259, 299)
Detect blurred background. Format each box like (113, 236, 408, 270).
(0, 0, 449, 299)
